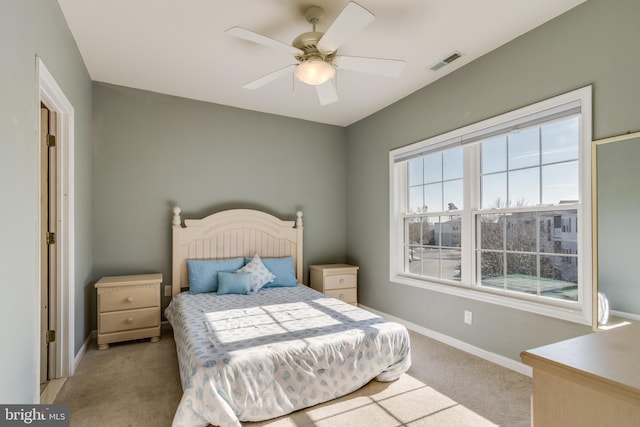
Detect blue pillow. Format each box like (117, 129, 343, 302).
(245, 256, 298, 287)
(217, 271, 252, 295)
(187, 258, 244, 294)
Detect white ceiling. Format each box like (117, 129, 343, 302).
(57, 0, 585, 127)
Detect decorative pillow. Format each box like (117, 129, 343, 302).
(248, 256, 298, 288)
(217, 271, 252, 295)
(237, 254, 276, 292)
(187, 258, 245, 294)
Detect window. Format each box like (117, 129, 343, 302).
(389, 87, 592, 325)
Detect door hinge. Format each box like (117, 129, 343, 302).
(46, 330, 56, 343)
(46, 232, 56, 245)
(46, 134, 56, 147)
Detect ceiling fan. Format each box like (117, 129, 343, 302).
(226, 2, 405, 105)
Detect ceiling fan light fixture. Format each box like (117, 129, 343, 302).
(295, 59, 335, 85)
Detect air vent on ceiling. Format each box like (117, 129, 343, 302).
(429, 51, 464, 71)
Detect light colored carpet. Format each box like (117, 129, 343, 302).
(55, 326, 182, 426)
(55, 327, 531, 426)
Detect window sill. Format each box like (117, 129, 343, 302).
(391, 273, 591, 325)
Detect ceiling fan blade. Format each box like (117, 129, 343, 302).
(334, 55, 405, 77)
(317, 2, 375, 54)
(242, 64, 297, 90)
(315, 80, 338, 106)
(226, 27, 303, 56)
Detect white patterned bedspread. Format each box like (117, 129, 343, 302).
(165, 284, 411, 427)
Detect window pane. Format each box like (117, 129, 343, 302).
(442, 248, 461, 281)
(425, 217, 440, 246)
(482, 136, 507, 174)
(540, 255, 578, 301)
(443, 146, 463, 180)
(409, 186, 424, 213)
(407, 246, 423, 275)
(482, 172, 507, 209)
(478, 214, 504, 250)
(441, 216, 461, 248)
(509, 167, 540, 207)
(538, 214, 555, 250)
(540, 255, 578, 283)
(424, 152, 442, 183)
(542, 161, 579, 205)
(542, 116, 579, 164)
(506, 212, 537, 252)
(421, 247, 440, 278)
(508, 128, 540, 169)
(408, 158, 424, 186)
(425, 183, 443, 212)
(405, 217, 422, 245)
(505, 253, 537, 293)
(444, 179, 463, 211)
(539, 210, 578, 254)
(479, 251, 504, 284)
(405, 245, 416, 268)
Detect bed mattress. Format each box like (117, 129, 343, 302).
(165, 284, 411, 427)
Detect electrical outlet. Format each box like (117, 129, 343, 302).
(464, 310, 473, 325)
(164, 285, 172, 297)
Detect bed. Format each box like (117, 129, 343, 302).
(165, 207, 411, 427)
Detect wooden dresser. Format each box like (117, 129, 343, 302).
(309, 264, 358, 305)
(521, 322, 640, 426)
(95, 273, 162, 350)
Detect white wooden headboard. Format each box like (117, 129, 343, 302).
(171, 207, 303, 296)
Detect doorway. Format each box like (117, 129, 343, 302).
(37, 58, 75, 403)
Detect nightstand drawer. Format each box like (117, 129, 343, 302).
(99, 307, 159, 333)
(325, 288, 357, 304)
(100, 286, 158, 312)
(324, 274, 357, 290)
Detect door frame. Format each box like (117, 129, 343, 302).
(36, 58, 75, 398)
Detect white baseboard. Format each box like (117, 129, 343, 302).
(359, 304, 532, 377)
(610, 309, 640, 322)
(74, 330, 97, 372)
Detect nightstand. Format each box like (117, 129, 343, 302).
(95, 273, 162, 350)
(309, 264, 358, 305)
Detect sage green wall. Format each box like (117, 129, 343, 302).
(0, 0, 93, 402)
(91, 83, 347, 324)
(597, 137, 640, 315)
(346, 0, 640, 361)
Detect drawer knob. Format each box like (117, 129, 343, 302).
(339, 278, 344, 284)
(126, 297, 134, 303)
(339, 294, 345, 300)
(126, 317, 134, 323)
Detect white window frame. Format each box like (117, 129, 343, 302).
(389, 86, 593, 325)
